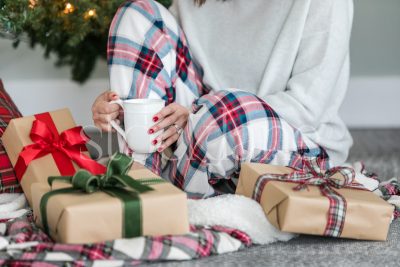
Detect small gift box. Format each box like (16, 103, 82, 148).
(1, 108, 106, 205)
(31, 153, 190, 244)
(235, 161, 394, 241)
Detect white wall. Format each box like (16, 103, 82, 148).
(350, 0, 400, 76)
(1, 0, 400, 128)
(0, 39, 108, 128)
(4, 79, 107, 127)
(4, 75, 400, 129)
(340, 77, 400, 128)
(1, 39, 400, 129)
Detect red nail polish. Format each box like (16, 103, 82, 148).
(152, 139, 158, 145)
(153, 116, 159, 122)
(158, 147, 163, 152)
(148, 129, 154, 134)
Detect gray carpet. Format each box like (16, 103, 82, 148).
(87, 129, 400, 267)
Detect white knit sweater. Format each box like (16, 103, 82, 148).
(169, 0, 354, 165)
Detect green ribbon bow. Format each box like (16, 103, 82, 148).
(40, 152, 165, 238)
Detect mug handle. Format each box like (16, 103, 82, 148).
(109, 99, 126, 141)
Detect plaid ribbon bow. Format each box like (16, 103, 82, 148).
(252, 158, 362, 237)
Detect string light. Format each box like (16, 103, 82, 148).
(87, 9, 96, 17)
(84, 9, 97, 19)
(64, 2, 74, 14)
(29, 0, 36, 8)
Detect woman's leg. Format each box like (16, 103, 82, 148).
(108, 0, 208, 104)
(108, 1, 330, 196)
(107, 0, 209, 171)
(165, 90, 330, 198)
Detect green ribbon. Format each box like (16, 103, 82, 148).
(39, 152, 165, 238)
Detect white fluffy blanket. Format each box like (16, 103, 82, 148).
(189, 194, 295, 244)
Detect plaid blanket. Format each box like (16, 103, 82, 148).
(377, 178, 400, 219)
(0, 79, 22, 194)
(0, 213, 252, 266)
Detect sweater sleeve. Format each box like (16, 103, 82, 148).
(265, 0, 354, 133)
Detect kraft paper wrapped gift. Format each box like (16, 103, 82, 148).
(1, 108, 105, 205)
(31, 155, 190, 244)
(236, 163, 394, 241)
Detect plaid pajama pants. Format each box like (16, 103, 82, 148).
(108, 0, 330, 198)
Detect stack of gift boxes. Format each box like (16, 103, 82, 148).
(1, 108, 189, 244)
(1, 108, 394, 244)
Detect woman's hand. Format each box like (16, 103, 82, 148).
(149, 103, 190, 152)
(92, 91, 121, 132)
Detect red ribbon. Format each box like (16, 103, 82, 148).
(15, 112, 106, 181)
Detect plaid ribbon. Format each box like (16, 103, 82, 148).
(252, 158, 363, 237)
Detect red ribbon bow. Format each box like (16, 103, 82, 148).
(15, 113, 106, 180)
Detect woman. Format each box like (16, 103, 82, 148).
(92, 0, 353, 198)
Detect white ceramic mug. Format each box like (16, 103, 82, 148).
(109, 98, 165, 153)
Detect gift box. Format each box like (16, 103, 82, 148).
(1, 108, 106, 205)
(31, 153, 190, 244)
(236, 162, 394, 241)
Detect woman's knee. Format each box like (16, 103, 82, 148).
(109, 0, 177, 101)
(118, 0, 164, 20)
(110, 0, 169, 41)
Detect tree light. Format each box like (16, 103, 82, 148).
(85, 9, 97, 19)
(88, 9, 96, 17)
(64, 3, 74, 14)
(29, 0, 36, 8)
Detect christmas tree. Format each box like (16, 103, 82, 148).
(0, 0, 172, 83)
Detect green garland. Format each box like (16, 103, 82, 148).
(0, 0, 172, 83)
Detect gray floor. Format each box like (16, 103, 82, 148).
(347, 129, 400, 178)
(87, 129, 400, 267)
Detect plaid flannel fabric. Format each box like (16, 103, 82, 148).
(108, 0, 330, 198)
(0, 80, 22, 193)
(378, 178, 400, 219)
(161, 90, 330, 198)
(108, 0, 209, 105)
(108, 0, 210, 166)
(0, 215, 252, 266)
(252, 158, 358, 237)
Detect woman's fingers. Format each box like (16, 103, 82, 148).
(150, 103, 190, 133)
(148, 103, 189, 151)
(92, 91, 121, 132)
(157, 133, 179, 152)
(96, 102, 120, 115)
(93, 110, 120, 124)
(95, 122, 116, 132)
(153, 118, 186, 152)
(92, 91, 119, 113)
(152, 104, 176, 123)
(150, 113, 180, 133)
(106, 91, 119, 101)
(153, 126, 176, 145)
